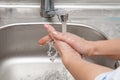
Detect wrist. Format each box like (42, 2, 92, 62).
(89, 41, 103, 56)
(62, 55, 82, 67)
(63, 56, 83, 69)
(86, 41, 96, 56)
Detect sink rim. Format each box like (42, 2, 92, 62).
(0, 22, 119, 69)
(0, 22, 108, 39)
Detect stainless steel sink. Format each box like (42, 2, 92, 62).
(0, 0, 120, 79)
(0, 22, 118, 80)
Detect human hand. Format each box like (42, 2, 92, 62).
(39, 24, 94, 56)
(38, 24, 82, 65)
(38, 24, 113, 80)
(54, 40, 82, 65)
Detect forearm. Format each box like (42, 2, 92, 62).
(92, 39, 120, 57)
(65, 58, 112, 80)
(105, 55, 120, 60)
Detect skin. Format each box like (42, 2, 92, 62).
(39, 24, 114, 80)
(39, 24, 120, 59)
(39, 24, 94, 56)
(54, 41, 112, 80)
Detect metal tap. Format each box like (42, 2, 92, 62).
(40, 0, 68, 22)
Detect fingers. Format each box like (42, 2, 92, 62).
(38, 24, 57, 45)
(39, 24, 88, 55)
(44, 24, 56, 39)
(54, 40, 80, 57)
(43, 24, 79, 45)
(44, 24, 56, 33)
(54, 40, 69, 56)
(38, 35, 51, 45)
(54, 40, 81, 65)
(52, 31, 81, 47)
(52, 31, 91, 55)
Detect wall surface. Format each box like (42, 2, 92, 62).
(0, 0, 120, 4)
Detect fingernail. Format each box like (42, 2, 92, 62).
(38, 40, 44, 46)
(44, 24, 49, 28)
(38, 42, 43, 46)
(39, 44, 43, 46)
(53, 31, 58, 35)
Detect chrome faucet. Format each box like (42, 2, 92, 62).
(40, 0, 68, 22)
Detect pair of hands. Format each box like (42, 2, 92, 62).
(39, 25, 115, 80)
(39, 24, 94, 65)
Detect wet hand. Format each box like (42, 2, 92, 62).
(54, 40, 82, 65)
(39, 24, 94, 56)
(38, 24, 82, 65)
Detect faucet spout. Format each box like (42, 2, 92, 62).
(55, 9, 68, 22)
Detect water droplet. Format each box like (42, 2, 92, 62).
(47, 22, 67, 62)
(47, 41, 58, 62)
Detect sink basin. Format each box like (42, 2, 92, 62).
(0, 22, 118, 80)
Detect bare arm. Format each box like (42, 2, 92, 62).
(93, 39, 120, 57)
(39, 24, 113, 80)
(54, 41, 112, 80)
(66, 59, 112, 80)
(39, 24, 120, 60)
(52, 31, 120, 58)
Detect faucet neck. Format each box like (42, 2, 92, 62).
(40, 0, 55, 18)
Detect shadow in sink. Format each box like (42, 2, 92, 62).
(0, 22, 118, 80)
